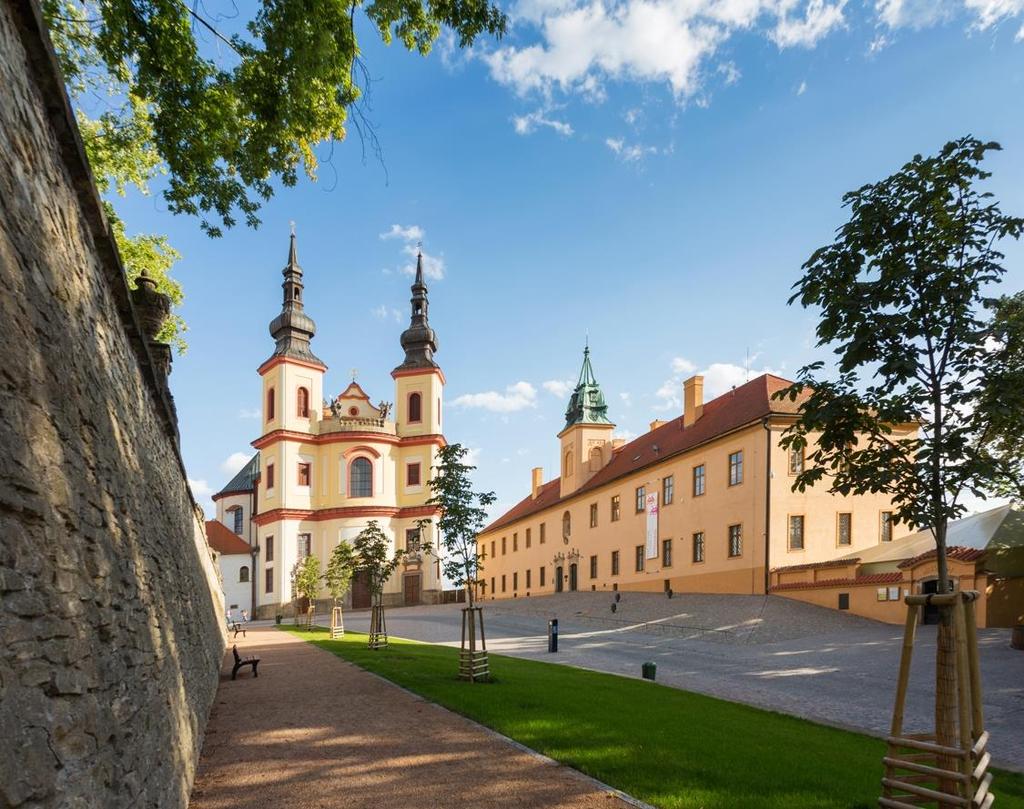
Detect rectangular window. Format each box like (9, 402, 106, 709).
(692, 532, 704, 563)
(266, 463, 275, 490)
(526, 569, 532, 589)
(406, 528, 421, 552)
(728, 524, 742, 557)
(788, 516, 804, 551)
(662, 538, 673, 567)
(265, 567, 274, 594)
(502, 536, 507, 555)
(490, 576, 495, 594)
(265, 535, 274, 562)
(590, 503, 598, 528)
(662, 475, 674, 506)
(298, 462, 311, 487)
(526, 528, 532, 548)
(479, 542, 486, 560)
(611, 550, 620, 576)
(490, 540, 495, 559)
(513, 572, 518, 591)
(789, 445, 804, 476)
(611, 496, 621, 522)
(501, 575, 506, 593)
(540, 523, 546, 544)
(540, 567, 546, 587)
(297, 533, 311, 558)
(635, 486, 646, 513)
(635, 545, 645, 572)
(693, 464, 705, 497)
(837, 513, 852, 546)
(266, 388, 275, 421)
(406, 462, 421, 486)
(590, 555, 598, 579)
(881, 511, 893, 543)
(232, 507, 244, 535)
(513, 532, 518, 552)
(728, 451, 744, 486)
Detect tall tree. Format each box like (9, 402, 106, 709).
(775, 136, 1023, 593)
(352, 520, 413, 648)
(290, 555, 322, 627)
(324, 539, 357, 609)
(423, 443, 496, 609)
(41, 0, 507, 347)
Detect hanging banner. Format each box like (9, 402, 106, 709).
(645, 491, 659, 559)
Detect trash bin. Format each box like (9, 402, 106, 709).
(642, 661, 656, 681)
(548, 618, 558, 653)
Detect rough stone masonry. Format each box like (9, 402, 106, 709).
(0, 2, 227, 806)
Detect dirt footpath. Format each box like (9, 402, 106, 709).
(189, 627, 634, 809)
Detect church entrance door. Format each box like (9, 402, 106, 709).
(568, 563, 578, 592)
(555, 566, 564, 593)
(403, 574, 421, 606)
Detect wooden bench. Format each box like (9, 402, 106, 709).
(231, 645, 259, 680)
(229, 621, 246, 639)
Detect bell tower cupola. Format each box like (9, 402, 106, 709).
(394, 252, 438, 372)
(266, 229, 323, 367)
(558, 343, 615, 498)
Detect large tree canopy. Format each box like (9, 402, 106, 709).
(42, 0, 506, 347)
(775, 137, 1024, 591)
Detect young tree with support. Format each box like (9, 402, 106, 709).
(324, 540, 357, 639)
(290, 555, 322, 630)
(353, 521, 410, 650)
(775, 136, 1023, 808)
(423, 444, 496, 682)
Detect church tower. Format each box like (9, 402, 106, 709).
(558, 345, 614, 498)
(392, 252, 444, 438)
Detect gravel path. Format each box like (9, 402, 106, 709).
(189, 626, 636, 809)
(340, 594, 1024, 772)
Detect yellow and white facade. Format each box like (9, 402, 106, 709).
(249, 234, 446, 616)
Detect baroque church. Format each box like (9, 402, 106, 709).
(210, 232, 446, 617)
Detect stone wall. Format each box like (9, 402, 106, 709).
(0, 2, 227, 806)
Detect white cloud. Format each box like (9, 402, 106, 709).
(380, 224, 424, 242)
(189, 477, 213, 498)
(452, 381, 539, 412)
(796, 79, 807, 94)
(624, 107, 642, 124)
(605, 137, 659, 161)
(484, 0, 848, 105)
(464, 447, 483, 467)
(220, 452, 252, 475)
(613, 427, 638, 441)
(372, 304, 403, 323)
(543, 378, 574, 397)
(671, 356, 697, 374)
(238, 407, 261, 419)
(876, 0, 1024, 30)
(654, 356, 783, 410)
(1017, 21, 1024, 37)
(868, 32, 891, 52)
(513, 108, 575, 135)
(620, 391, 633, 406)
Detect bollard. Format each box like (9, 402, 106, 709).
(642, 661, 656, 681)
(615, 592, 621, 603)
(548, 618, 558, 653)
(611, 602, 617, 613)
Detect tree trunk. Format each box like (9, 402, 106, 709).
(932, 520, 958, 806)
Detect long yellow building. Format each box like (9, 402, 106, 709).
(477, 348, 912, 599)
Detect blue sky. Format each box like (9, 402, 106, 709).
(112, 0, 1024, 519)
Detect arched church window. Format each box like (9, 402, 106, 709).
(297, 387, 310, 418)
(266, 388, 275, 421)
(589, 446, 603, 473)
(239, 565, 250, 583)
(562, 510, 571, 541)
(408, 392, 422, 423)
(350, 457, 373, 498)
(564, 450, 573, 477)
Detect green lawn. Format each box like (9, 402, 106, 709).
(284, 626, 1024, 809)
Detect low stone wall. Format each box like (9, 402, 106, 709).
(0, 2, 226, 806)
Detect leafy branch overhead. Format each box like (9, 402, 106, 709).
(424, 443, 496, 609)
(774, 136, 1024, 591)
(43, 0, 507, 237)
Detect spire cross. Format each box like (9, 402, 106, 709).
(290, 220, 296, 236)
(350, 368, 358, 382)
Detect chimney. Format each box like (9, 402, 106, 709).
(683, 375, 704, 428)
(611, 438, 626, 450)
(649, 419, 666, 432)
(531, 467, 544, 499)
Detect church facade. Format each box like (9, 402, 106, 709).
(213, 232, 447, 617)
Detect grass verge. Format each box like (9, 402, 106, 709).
(284, 626, 1024, 809)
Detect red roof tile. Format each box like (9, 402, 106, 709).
(770, 572, 903, 591)
(483, 374, 806, 534)
(897, 545, 986, 570)
(206, 520, 253, 555)
(772, 557, 861, 574)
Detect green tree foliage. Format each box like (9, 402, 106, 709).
(775, 137, 1024, 592)
(423, 444, 496, 608)
(353, 521, 406, 606)
(291, 554, 323, 606)
(41, 0, 506, 350)
(324, 539, 357, 607)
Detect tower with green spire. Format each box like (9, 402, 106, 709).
(558, 344, 615, 498)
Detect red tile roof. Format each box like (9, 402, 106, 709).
(206, 520, 253, 555)
(772, 557, 862, 574)
(770, 572, 903, 592)
(483, 374, 806, 534)
(897, 545, 986, 570)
